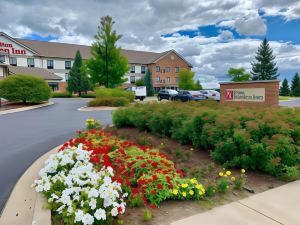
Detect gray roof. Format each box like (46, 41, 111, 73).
(16, 38, 167, 64)
(220, 80, 280, 85)
(8, 66, 62, 81)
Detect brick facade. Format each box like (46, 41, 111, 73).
(220, 80, 280, 106)
(149, 52, 191, 90)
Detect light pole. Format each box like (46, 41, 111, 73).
(105, 38, 109, 88)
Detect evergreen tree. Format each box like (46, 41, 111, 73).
(279, 78, 290, 96)
(291, 72, 300, 96)
(191, 80, 203, 90)
(87, 15, 129, 87)
(67, 50, 92, 96)
(145, 69, 154, 96)
(251, 38, 279, 80)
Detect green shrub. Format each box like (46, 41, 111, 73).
(95, 87, 135, 102)
(88, 97, 129, 107)
(81, 93, 96, 98)
(112, 101, 300, 177)
(51, 91, 73, 98)
(0, 74, 51, 103)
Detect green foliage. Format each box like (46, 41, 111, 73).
(251, 38, 279, 80)
(112, 102, 300, 177)
(145, 69, 154, 96)
(88, 97, 129, 107)
(81, 93, 96, 98)
(0, 74, 51, 103)
(227, 67, 251, 82)
(178, 69, 195, 90)
(280, 78, 290, 96)
(281, 166, 300, 181)
(217, 178, 230, 193)
(67, 50, 92, 96)
(87, 15, 129, 87)
(95, 88, 135, 102)
(51, 91, 73, 98)
(192, 80, 203, 90)
(135, 77, 146, 86)
(291, 72, 300, 97)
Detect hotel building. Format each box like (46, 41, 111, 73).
(0, 32, 192, 91)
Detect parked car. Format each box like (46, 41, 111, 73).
(172, 90, 206, 101)
(125, 86, 147, 101)
(157, 89, 178, 101)
(199, 90, 220, 101)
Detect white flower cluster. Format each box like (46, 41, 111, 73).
(33, 144, 127, 225)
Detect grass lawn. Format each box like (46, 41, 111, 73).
(279, 96, 296, 101)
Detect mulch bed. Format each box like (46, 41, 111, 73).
(0, 102, 38, 111)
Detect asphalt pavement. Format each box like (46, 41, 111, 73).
(0, 98, 113, 211)
(279, 98, 300, 107)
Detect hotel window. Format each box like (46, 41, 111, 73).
(65, 61, 71, 70)
(175, 77, 179, 83)
(0, 55, 5, 63)
(27, 58, 35, 67)
(141, 66, 146, 74)
(156, 76, 160, 82)
(166, 77, 170, 83)
(130, 76, 135, 83)
(47, 60, 54, 69)
(156, 66, 160, 72)
(166, 67, 170, 73)
(175, 67, 179, 73)
(130, 65, 135, 73)
(9, 57, 17, 66)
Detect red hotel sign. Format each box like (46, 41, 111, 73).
(0, 42, 26, 55)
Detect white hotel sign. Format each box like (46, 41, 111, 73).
(225, 88, 265, 102)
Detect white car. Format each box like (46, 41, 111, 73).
(199, 90, 220, 101)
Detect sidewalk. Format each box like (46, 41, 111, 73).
(171, 180, 300, 225)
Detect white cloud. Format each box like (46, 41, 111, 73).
(0, 0, 300, 86)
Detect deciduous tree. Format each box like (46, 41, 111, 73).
(227, 67, 251, 82)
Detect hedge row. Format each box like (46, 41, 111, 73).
(113, 101, 300, 177)
(95, 88, 135, 102)
(88, 97, 129, 107)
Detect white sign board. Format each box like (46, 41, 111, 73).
(225, 88, 265, 102)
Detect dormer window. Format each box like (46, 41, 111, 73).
(9, 57, 17, 66)
(0, 55, 5, 63)
(27, 58, 35, 67)
(47, 60, 54, 69)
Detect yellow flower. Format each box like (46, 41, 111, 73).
(241, 169, 246, 174)
(226, 171, 231, 176)
(196, 184, 203, 190)
(181, 183, 188, 188)
(189, 190, 194, 195)
(190, 178, 197, 184)
(219, 172, 224, 177)
(223, 174, 228, 177)
(198, 190, 204, 195)
(173, 189, 178, 195)
(231, 176, 236, 181)
(182, 192, 187, 197)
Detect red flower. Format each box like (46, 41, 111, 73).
(151, 190, 156, 195)
(149, 204, 156, 209)
(152, 174, 158, 180)
(141, 163, 146, 168)
(132, 188, 139, 195)
(157, 184, 163, 190)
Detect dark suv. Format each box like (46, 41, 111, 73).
(172, 90, 206, 101)
(157, 89, 178, 101)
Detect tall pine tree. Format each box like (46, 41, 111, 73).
(279, 78, 290, 96)
(67, 50, 91, 96)
(145, 69, 154, 96)
(87, 16, 129, 87)
(251, 38, 279, 80)
(291, 72, 300, 96)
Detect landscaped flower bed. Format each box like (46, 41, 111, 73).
(113, 101, 300, 179)
(33, 119, 250, 225)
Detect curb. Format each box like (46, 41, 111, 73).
(77, 106, 119, 111)
(0, 146, 60, 225)
(0, 101, 54, 115)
